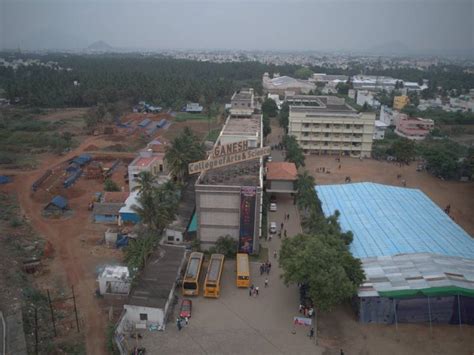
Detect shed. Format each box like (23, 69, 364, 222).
(157, 119, 167, 128)
(265, 162, 297, 193)
(138, 119, 151, 128)
(44, 195, 68, 212)
(93, 203, 124, 223)
(72, 154, 92, 166)
(119, 191, 141, 224)
(66, 162, 81, 173)
(0, 175, 12, 184)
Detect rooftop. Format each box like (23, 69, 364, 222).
(232, 91, 253, 101)
(119, 191, 140, 214)
(199, 159, 261, 186)
(93, 202, 123, 216)
(127, 245, 186, 309)
(316, 182, 474, 259)
(100, 266, 130, 280)
(359, 253, 474, 298)
(266, 162, 297, 181)
(103, 191, 130, 204)
(221, 115, 261, 137)
(130, 154, 164, 168)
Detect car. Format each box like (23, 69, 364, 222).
(269, 202, 277, 212)
(269, 222, 277, 234)
(179, 299, 192, 318)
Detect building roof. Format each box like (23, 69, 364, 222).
(374, 120, 389, 128)
(221, 115, 261, 137)
(358, 253, 474, 298)
(130, 154, 164, 168)
(316, 182, 474, 259)
(266, 162, 297, 181)
(103, 192, 130, 203)
(127, 245, 186, 309)
(50, 195, 68, 209)
(199, 159, 261, 186)
(93, 202, 123, 216)
(119, 191, 140, 214)
(167, 177, 196, 233)
(232, 91, 253, 101)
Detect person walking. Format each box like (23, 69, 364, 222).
(273, 250, 277, 259)
(249, 287, 252, 296)
(260, 264, 264, 275)
(177, 318, 182, 331)
(268, 262, 271, 273)
(280, 222, 284, 230)
(185, 317, 189, 326)
(287, 213, 290, 220)
(264, 278, 269, 288)
(255, 286, 259, 296)
(299, 304, 303, 313)
(284, 229, 287, 238)
(309, 327, 314, 339)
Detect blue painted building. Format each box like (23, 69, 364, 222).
(119, 191, 141, 224)
(93, 203, 123, 224)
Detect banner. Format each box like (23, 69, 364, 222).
(293, 317, 312, 326)
(188, 146, 270, 174)
(239, 186, 256, 254)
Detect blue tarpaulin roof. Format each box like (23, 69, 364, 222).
(0, 176, 12, 184)
(187, 211, 197, 233)
(138, 118, 151, 128)
(316, 182, 474, 260)
(50, 195, 68, 209)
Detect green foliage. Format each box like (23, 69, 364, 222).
(418, 139, 467, 179)
(294, 67, 314, 80)
(165, 127, 205, 181)
(106, 323, 120, 355)
(417, 109, 474, 125)
(336, 82, 350, 95)
(123, 228, 157, 272)
(261, 98, 278, 117)
(278, 101, 290, 130)
(391, 138, 416, 163)
(175, 113, 209, 122)
(205, 128, 221, 143)
(214, 235, 238, 258)
(262, 113, 272, 137)
(132, 171, 156, 194)
(283, 135, 305, 168)
(279, 233, 364, 311)
(103, 179, 120, 192)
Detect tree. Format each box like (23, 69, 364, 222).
(262, 113, 272, 137)
(279, 102, 290, 130)
(123, 227, 157, 272)
(262, 98, 278, 118)
(391, 138, 416, 164)
(132, 171, 156, 195)
(279, 233, 365, 311)
(283, 135, 305, 168)
(294, 67, 314, 80)
(295, 171, 321, 216)
(336, 82, 350, 95)
(214, 235, 238, 258)
(104, 179, 120, 192)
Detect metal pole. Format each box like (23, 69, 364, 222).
(71, 286, 80, 333)
(34, 307, 39, 355)
(393, 299, 398, 334)
(427, 296, 432, 338)
(47, 289, 57, 337)
(457, 294, 462, 332)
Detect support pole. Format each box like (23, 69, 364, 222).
(72, 286, 80, 333)
(47, 289, 57, 337)
(427, 296, 432, 338)
(393, 299, 398, 335)
(34, 307, 38, 355)
(457, 294, 462, 332)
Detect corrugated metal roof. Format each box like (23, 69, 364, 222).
(316, 182, 474, 259)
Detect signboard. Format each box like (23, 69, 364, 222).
(293, 317, 312, 326)
(238, 186, 256, 254)
(212, 140, 249, 158)
(188, 146, 270, 175)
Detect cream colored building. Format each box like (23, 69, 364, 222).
(288, 95, 376, 158)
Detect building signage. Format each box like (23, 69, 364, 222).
(239, 186, 256, 254)
(293, 317, 312, 326)
(188, 146, 270, 174)
(212, 140, 249, 158)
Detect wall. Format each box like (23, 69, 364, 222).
(119, 212, 140, 224)
(94, 214, 118, 224)
(269, 180, 295, 192)
(123, 305, 164, 327)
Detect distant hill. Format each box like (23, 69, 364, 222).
(86, 41, 114, 52)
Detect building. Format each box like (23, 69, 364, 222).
(263, 73, 315, 95)
(93, 203, 124, 224)
(393, 95, 409, 110)
(373, 120, 389, 140)
(265, 162, 297, 194)
(116, 245, 186, 335)
(44, 195, 68, 213)
(195, 110, 264, 254)
(97, 266, 131, 296)
(287, 95, 376, 158)
(316, 182, 474, 325)
(267, 93, 282, 109)
(356, 90, 380, 108)
(128, 151, 169, 192)
(230, 89, 255, 117)
(311, 73, 348, 83)
(185, 102, 203, 113)
(379, 105, 397, 126)
(395, 115, 434, 140)
(119, 191, 141, 224)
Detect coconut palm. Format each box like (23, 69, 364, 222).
(132, 171, 157, 195)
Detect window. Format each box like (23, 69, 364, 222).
(168, 236, 174, 241)
(325, 133, 329, 137)
(346, 124, 350, 129)
(324, 142, 328, 146)
(304, 123, 309, 128)
(303, 132, 309, 137)
(159, 164, 163, 172)
(248, 103, 250, 107)
(140, 313, 148, 321)
(326, 124, 330, 128)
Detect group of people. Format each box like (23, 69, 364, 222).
(249, 284, 260, 297)
(176, 316, 189, 331)
(299, 304, 314, 318)
(260, 260, 272, 275)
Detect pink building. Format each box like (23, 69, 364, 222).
(395, 115, 434, 140)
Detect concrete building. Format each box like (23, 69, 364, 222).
(185, 102, 203, 113)
(311, 73, 348, 83)
(287, 95, 376, 158)
(265, 162, 297, 194)
(379, 105, 397, 126)
(395, 115, 434, 140)
(116, 245, 186, 336)
(263, 72, 315, 95)
(373, 120, 389, 140)
(128, 151, 169, 192)
(97, 266, 131, 296)
(267, 93, 282, 109)
(356, 90, 380, 108)
(195, 113, 264, 254)
(230, 89, 255, 117)
(119, 191, 141, 224)
(393, 95, 409, 110)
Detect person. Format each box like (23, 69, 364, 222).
(185, 317, 189, 325)
(338, 164, 341, 169)
(308, 307, 314, 317)
(249, 287, 252, 296)
(264, 278, 269, 287)
(340, 350, 344, 355)
(445, 204, 451, 214)
(280, 222, 284, 229)
(268, 262, 271, 273)
(309, 327, 314, 339)
(255, 286, 259, 296)
(177, 318, 182, 331)
(278, 231, 282, 239)
(260, 264, 264, 275)
(287, 213, 290, 220)
(284, 229, 287, 238)
(299, 304, 303, 313)
(273, 250, 277, 259)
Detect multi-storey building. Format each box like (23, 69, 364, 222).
(395, 115, 434, 140)
(287, 95, 376, 158)
(128, 151, 169, 192)
(393, 95, 410, 110)
(230, 89, 255, 117)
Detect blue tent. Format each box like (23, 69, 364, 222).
(46, 195, 68, 210)
(0, 176, 12, 184)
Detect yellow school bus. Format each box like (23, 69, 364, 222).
(182, 252, 204, 296)
(204, 254, 225, 298)
(236, 253, 250, 288)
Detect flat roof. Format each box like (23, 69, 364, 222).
(127, 245, 186, 309)
(130, 154, 163, 168)
(221, 115, 261, 136)
(359, 253, 474, 297)
(200, 159, 261, 186)
(232, 91, 253, 101)
(316, 182, 474, 259)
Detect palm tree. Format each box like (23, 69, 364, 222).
(132, 171, 156, 195)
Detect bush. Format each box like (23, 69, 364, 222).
(104, 179, 120, 192)
(214, 235, 238, 258)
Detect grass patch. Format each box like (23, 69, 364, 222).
(205, 128, 221, 142)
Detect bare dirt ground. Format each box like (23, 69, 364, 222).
(305, 155, 474, 237)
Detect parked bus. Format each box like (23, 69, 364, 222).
(182, 252, 204, 296)
(204, 254, 225, 298)
(236, 253, 250, 288)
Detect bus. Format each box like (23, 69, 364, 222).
(182, 252, 204, 296)
(203, 254, 225, 298)
(236, 253, 250, 288)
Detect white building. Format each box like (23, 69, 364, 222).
(263, 72, 315, 95)
(373, 120, 389, 140)
(97, 266, 131, 296)
(379, 105, 397, 126)
(356, 90, 381, 108)
(128, 151, 169, 192)
(267, 93, 282, 109)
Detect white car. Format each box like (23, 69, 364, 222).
(269, 203, 277, 212)
(267, 156, 272, 162)
(269, 222, 277, 234)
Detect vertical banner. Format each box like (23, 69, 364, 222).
(239, 186, 256, 254)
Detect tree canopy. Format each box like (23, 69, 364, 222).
(278, 101, 290, 131)
(261, 98, 278, 118)
(283, 135, 305, 168)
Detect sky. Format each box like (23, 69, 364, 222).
(1, 0, 473, 54)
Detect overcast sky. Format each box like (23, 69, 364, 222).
(1, 0, 472, 54)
